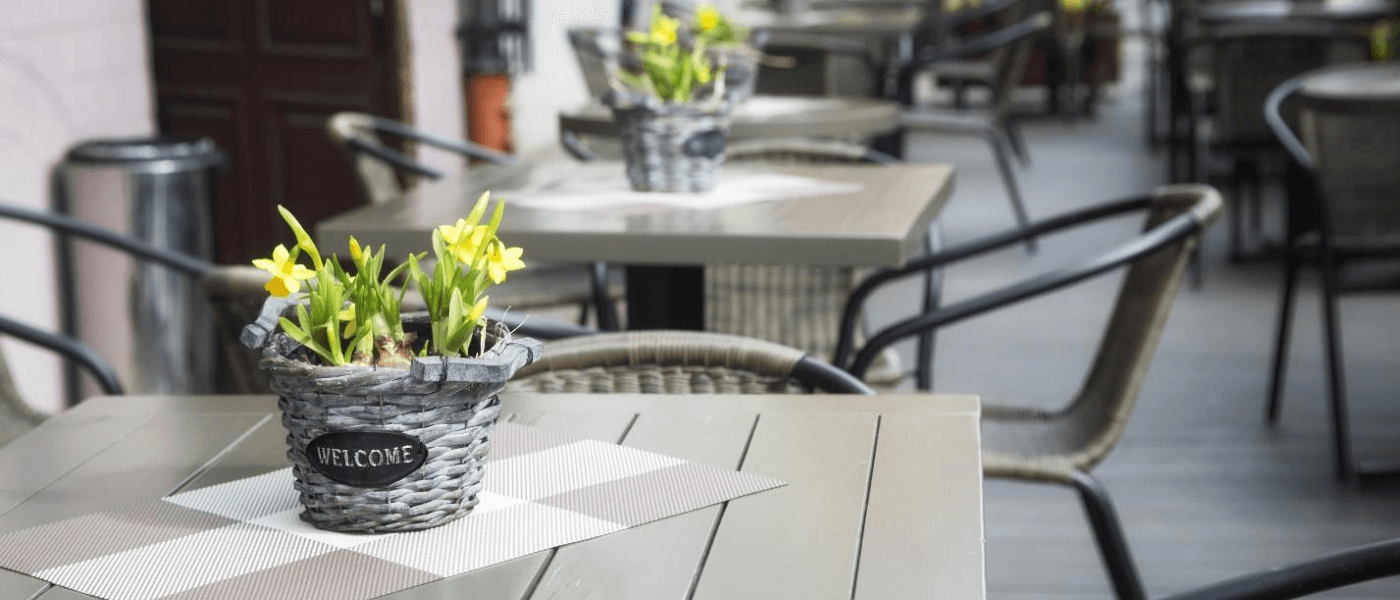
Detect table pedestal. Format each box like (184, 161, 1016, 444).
(626, 266, 706, 330)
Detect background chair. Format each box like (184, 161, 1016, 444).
(325, 112, 623, 330)
(0, 202, 272, 395)
(1262, 65, 1400, 482)
(828, 184, 1222, 600)
(1192, 20, 1370, 260)
(509, 330, 874, 395)
(1159, 536, 1400, 600)
(0, 314, 122, 445)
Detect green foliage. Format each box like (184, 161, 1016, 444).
(254, 191, 523, 367)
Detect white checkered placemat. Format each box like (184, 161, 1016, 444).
(0, 422, 784, 600)
(508, 172, 864, 212)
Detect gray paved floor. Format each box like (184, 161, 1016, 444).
(876, 16, 1400, 599)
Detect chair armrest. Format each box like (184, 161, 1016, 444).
(346, 138, 445, 179)
(370, 117, 518, 166)
(831, 192, 1221, 378)
(0, 204, 212, 276)
(909, 11, 1052, 70)
(0, 314, 124, 395)
(1159, 537, 1400, 600)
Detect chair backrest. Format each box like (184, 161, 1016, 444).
(198, 266, 279, 394)
(325, 112, 517, 206)
(1266, 64, 1400, 245)
(326, 112, 407, 205)
(1210, 21, 1370, 145)
(708, 139, 910, 385)
(911, 10, 1050, 121)
(839, 184, 1220, 464)
(508, 331, 875, 394)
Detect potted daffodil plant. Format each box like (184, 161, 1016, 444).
(608, 4, 741, 192)
(240, 191, 541, 534)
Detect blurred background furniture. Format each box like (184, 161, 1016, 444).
(722, 137, 940, 389)
(1191, 20, 1371, 260)
(325, 112, 623, 330)
(0, 316, 119, 446)
(1263, 62, 1400, 483)
(509, 330, 875, 394)
(830, 184, 1221, 600)
(0, 203, 271, 396)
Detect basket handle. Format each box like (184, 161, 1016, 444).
(240, 296, 299, 351)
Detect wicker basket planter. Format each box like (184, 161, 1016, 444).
(608, 92, 733, 193)
(242, 299, 542, 533)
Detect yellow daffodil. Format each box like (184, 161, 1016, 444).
(467, 295, 488, 324)
(1061, 0, 1086, 13)
(486, 241, 525, 284)
(650, 10, 680, 45)
(438, 220, 490, 265)
(252, 244, 315, 297)
(348, 236, 364, 267)
(697, 4, 721, 32)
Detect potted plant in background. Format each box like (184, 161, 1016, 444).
(609, 4, 734, 192)
(240, 192, 540, 533)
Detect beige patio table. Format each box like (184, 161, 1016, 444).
(316, 156, 954, 330)
(0, 392, 985, 600)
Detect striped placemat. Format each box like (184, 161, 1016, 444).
(0, 422, 784, 600)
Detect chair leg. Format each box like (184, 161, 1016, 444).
(916, 227, 943, 391)
(1318, 250, 1353, 481)
(1070, 470, 1147, 600)
(1004, 120, 1032, 168)
(981, 126, 1036, 253)
(1265, 252, 1300, 424)
(590, 261, 620, 332)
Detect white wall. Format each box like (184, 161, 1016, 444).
(511, 0, 619, 152)
(407, 0, 469, 171)
(0, 0, 155, 413)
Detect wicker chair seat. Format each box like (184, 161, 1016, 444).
(980, 403, 1116, 481)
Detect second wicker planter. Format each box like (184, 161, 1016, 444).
(610, 95, 733, 193)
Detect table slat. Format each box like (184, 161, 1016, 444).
(0, 413, 267, 536)
(0, 565, 49, 599)
(377, 410, 635, 599)
(855, 413, 985, 600)
(0, 414, 152, 518)
(693, 412, 878, 600)
(177, 413, 284, 492)
(531, 411, 759, 600)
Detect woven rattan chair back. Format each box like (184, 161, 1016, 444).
(1210, 22, 1370, 146)
(199, 266, 278, 394)
(714, 139, 912, 386)
(508, 330, 873, 394)
(1296, 90, 1400, 244)
(981, 186, 1216, 481)
(325, 112, 404, 205)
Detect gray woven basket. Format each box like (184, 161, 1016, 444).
(608, 92, 732, 192)
(242, 298, 542, 533)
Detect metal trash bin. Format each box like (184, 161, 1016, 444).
(60, 136, 224, 398)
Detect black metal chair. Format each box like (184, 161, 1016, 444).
(325, 112, 622, 331)
(1262, 64, 1400, 482)
(831, 184, 1222, 600)
(1159, 536, 1400, 600)
(0, 313, 122, 445)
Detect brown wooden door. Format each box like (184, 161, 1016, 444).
(149, 0, 404, 264)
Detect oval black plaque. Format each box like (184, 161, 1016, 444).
(681, 128, 727, 159)
(305, 431, 428, 488)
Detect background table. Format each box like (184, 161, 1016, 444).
(1196, 0, 1397, 23)
(0, 393, 985, 600)
(558, 95, 903, 142)
(317, 158, 954, 329)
